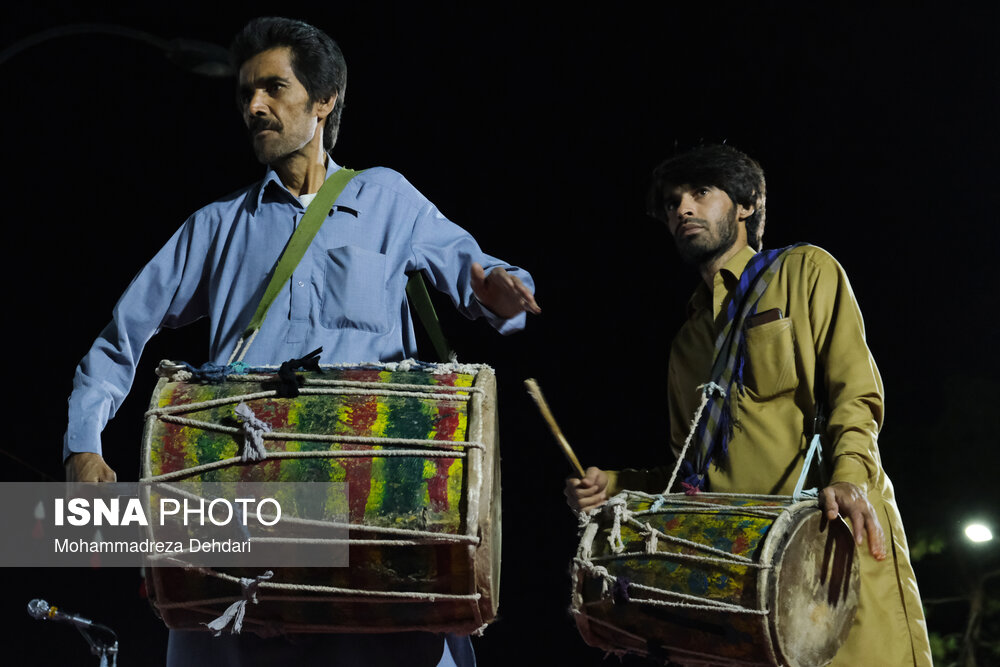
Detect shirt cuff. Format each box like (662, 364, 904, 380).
(64, 404, 106, 462)
(605, 470, 621, 497)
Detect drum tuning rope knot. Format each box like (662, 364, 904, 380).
(234, 402, 272, 462)
(644, 522, 658, 554)
(574, 560, 613, 598)
(605, 496, 629, 554)
(666, 382, 726, 495)
(203, 570, 274, 636)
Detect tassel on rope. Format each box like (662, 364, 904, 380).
(204, 571, 274, 636)
(235, 403, 271, 462)
(715, 402, 734, 463)
(276, 347, 324, 398)
(681, 480, 701, 496)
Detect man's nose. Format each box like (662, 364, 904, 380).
(248, 90, 269, 116)
(677, 192, 697, 216)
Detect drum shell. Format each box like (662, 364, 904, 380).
(140, 364, 500, 635)
(572, 494, 859, 666)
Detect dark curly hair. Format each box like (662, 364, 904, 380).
(647, 144, 767, 251)
(231, 17, 347, 150)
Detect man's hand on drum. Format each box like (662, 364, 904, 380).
(565, 467, 609, 512)
(65, 452, 117, 483)
(470, 262, 540, 319)
(820, 481, 886, 561)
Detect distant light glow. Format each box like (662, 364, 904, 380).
(965, 524, 993, 543)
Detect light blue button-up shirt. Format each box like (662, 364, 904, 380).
(64, 158, 533, 459)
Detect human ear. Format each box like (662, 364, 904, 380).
(315, 93, 338, 121)
(737, 204, 754, 222)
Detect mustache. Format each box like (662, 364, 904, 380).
(248, 117, 282, 135)
(680, 218, 708, 227)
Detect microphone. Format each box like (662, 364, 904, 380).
(27, 599, 95, 628)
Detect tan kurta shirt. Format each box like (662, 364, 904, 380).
(609, 245, 931, 665)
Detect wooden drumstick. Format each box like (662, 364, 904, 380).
(524, 378, 587, 478)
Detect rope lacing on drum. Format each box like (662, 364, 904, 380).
(572, 491, 789, 617)
(575, 553, 770, 615)
(644, 522, 658, 554)
(235, 402, 271, 462)
(605, 496, 629, 554)
(203, 570, 274, 636)
(581, 562, 613, 599)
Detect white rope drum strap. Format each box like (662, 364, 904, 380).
(665, 381, 725, 494)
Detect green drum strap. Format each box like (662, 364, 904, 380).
(229, 168, 361, 363)
(406, 271, 454, 362)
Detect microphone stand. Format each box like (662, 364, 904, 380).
(76, 621, 119, 667)
(27, 599, 120, 666)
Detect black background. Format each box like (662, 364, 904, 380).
(2, 2, 997, 664)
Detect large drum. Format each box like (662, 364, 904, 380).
(572, 492, 859, 666)
(140, 360, 500, 635)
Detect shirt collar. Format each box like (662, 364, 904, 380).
(686, 244, 757, 318)
(251, 155, 345, 214)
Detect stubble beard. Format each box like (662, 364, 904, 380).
(674, 204, 739, 267)
(248, 108, 317, 165)
(249, 118, 287, 165)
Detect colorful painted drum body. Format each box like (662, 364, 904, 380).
(572, 492, 859, 666)
(141, 361, 500, 635)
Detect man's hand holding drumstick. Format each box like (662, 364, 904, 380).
(564, 467, 610, 512)
(524, 378, 611, 512)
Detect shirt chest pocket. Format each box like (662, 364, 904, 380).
(743, 318, 798, 399)
(320, 245, 388, 333)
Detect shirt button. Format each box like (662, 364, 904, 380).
(298, 281, 305, 287)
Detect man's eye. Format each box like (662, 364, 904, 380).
(665, 200, 678, 212)
(696, 187, 711, 196)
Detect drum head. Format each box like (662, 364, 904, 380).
(764, 505, 860, 667)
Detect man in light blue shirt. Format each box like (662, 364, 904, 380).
(63, 16, 538, 667)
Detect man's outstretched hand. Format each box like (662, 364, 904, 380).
(820, 481, 886, 561)
(471, 262, 540, 319)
